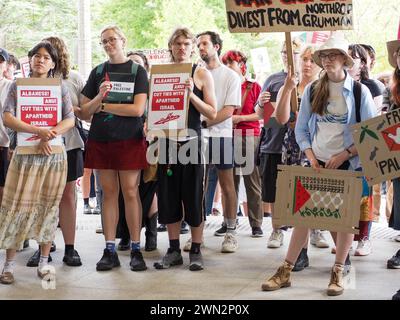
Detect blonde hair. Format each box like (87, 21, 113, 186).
(167, 27, 195, 62)
(100, 25, 127, 43)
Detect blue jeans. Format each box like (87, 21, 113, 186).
(205, 165, 218, 216)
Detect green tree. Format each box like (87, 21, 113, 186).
(0, 0, 77, 58)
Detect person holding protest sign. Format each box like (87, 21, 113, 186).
(26, 36, 85, 268)
(220, 49, 263, 237)
(80, 26, 149, 272)
(385, 40, 400, 282)
(154, 27, 217, 271)
(261, 36, 376, 296)
(116, 50, 158, 253)
(0, 41, 74, 284)
(255, 38, 302, 249)
(272, 45, 329, 272)
(346, 44, 385, 257)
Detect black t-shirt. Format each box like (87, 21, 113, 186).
(361, 78, 384, 98)
(82, 60, 149, 142)
(260, 71, 288, 154)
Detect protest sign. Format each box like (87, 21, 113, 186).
(140, 49, 171, 66)
(147, 63, 192, 137)
(274, 165, 362, 234)
(19, 56, 30, 78)
(352, 109, 400, 186)
(224, 0, 353, 33)
(16, 78, 62, 153)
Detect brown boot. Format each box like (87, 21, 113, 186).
(261, 261, 293, 291)
(327, 264, 345, 296)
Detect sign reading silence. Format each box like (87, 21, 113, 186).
(225, 0, 353, 33)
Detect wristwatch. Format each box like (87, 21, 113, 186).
(201, 120, 208, 128)
(101, 102, 106, 111)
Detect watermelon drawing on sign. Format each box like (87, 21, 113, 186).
(293, 178, 311, 214)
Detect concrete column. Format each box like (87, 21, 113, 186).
(78, 0, 92, 80)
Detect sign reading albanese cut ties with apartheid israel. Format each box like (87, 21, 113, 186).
(16, 78, 62, 150)
(274, 165, 362, 234)
(147, 63, 192, 136)
(352, 109, 400, 186)
(225, 0, 353, 33)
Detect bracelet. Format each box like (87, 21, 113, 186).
(346, 148, 354, 159)
(257, 101, 264, 109)
(101, 102, 106, 111)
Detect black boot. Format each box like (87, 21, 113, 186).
(292, 248, 309, 272)
(145, 213, 158, 252)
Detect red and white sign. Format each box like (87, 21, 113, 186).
(16, 78, 62, 147)
(147, 63, 192, 133)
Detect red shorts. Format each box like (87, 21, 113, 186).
(85, 138, 148, 170)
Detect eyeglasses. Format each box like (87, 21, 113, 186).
(100, 37, 120, 46)
(319, 52, 343, 61)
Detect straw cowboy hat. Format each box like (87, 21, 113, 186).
(312, 36, 354, 69)
(386, 40, 400, 68)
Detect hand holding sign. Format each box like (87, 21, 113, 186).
(99, 80, 112, 100)
(37, 127, 57, 142)
(185, 78, 194, 94)
(284, 66, 298, 92)
(38, 140, 52, 156)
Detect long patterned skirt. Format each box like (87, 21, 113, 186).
(0, 149, 67, 250)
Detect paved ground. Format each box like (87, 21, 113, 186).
(0, 192, 399, 300)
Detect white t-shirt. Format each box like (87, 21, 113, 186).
(312, 80, 348, 162)
(202, 64, 241, 138)
(0, 78, 12, 147)
(62, 70, 85, 151)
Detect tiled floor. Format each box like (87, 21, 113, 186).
(0, 208, 399, 300)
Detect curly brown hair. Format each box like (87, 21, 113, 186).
(42, 36, 70, 79)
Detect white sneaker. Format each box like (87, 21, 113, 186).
(267, 230, 284, 248)
(395, 234, 400, 242)
(183, 237, 205, 252)
(310, 230, 329, 248)
(221, 233, 238, 253)
(354, 238, 372, 256)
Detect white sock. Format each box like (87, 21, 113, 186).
(226, 219, 237, 234)
(38, 256, 49, 269)
(3, 260, 15, 273)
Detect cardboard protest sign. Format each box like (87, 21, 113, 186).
(19, 56, 30, 78)
(16, 78, 62, 153)
(352, 109, 400, 186)
(147, 63, 192, 137)
(274, 165, 362, 234)
(224, 0, 353, 33)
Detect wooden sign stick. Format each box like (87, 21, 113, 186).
(285, 32, 299, 113)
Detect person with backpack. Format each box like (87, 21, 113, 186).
(261, 36, 376, 296)
(80, 25, 149, 272)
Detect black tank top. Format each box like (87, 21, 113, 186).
(188, 64, 203, 134)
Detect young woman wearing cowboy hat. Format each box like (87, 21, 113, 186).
(261, 36, 376, 296)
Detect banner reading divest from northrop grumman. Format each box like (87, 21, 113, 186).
(225, 0, 353, 33)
